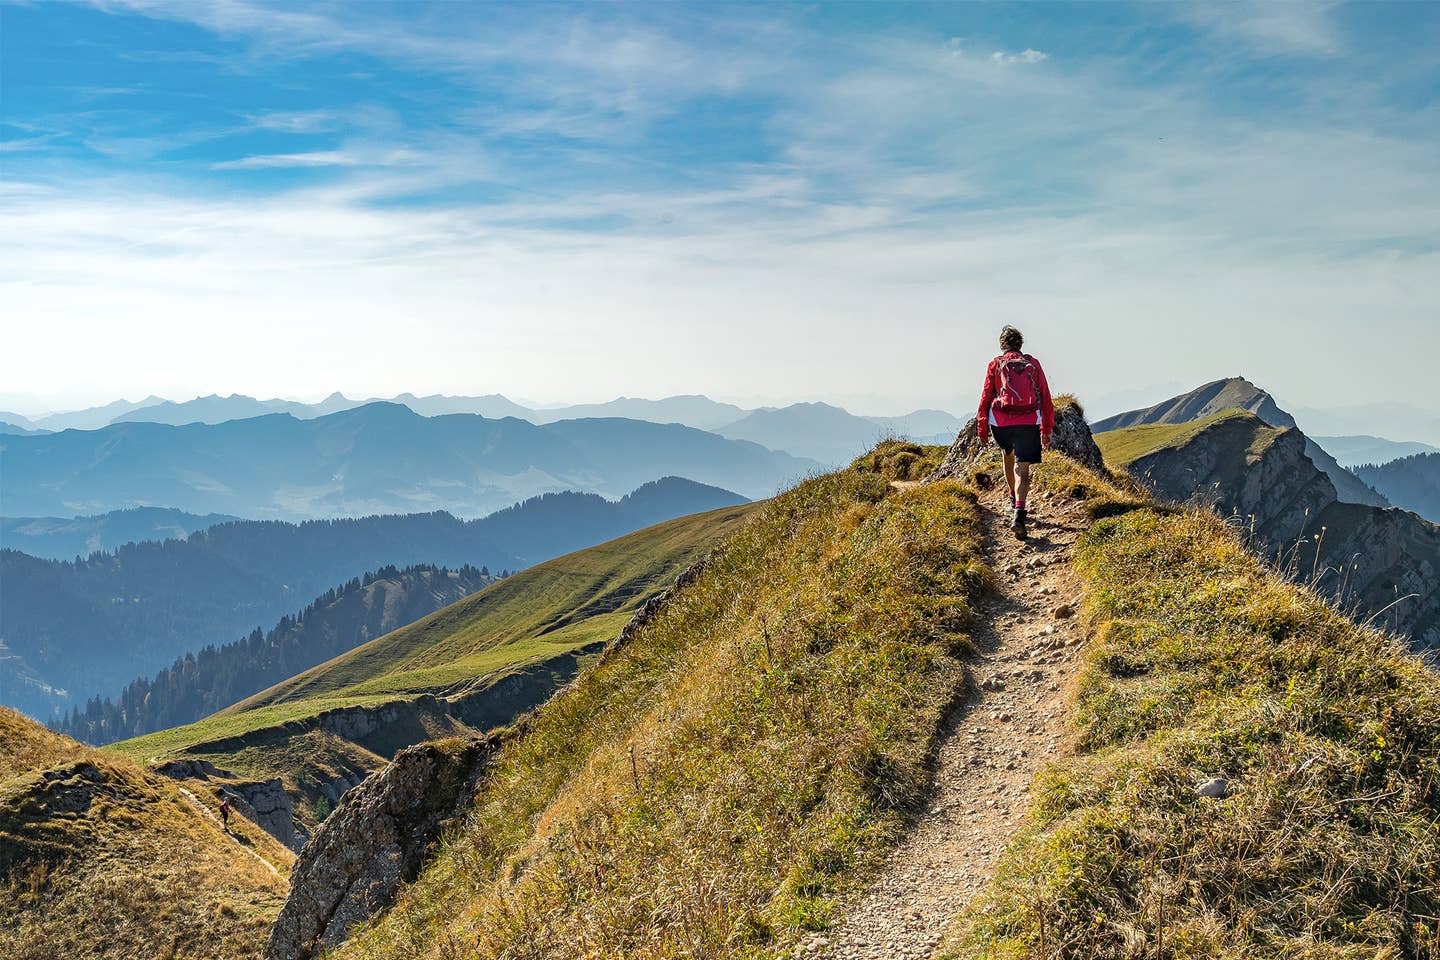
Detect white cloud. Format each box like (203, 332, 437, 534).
(246, 109, 339, 134)
(1179, 1, 1343, 56)
(210, 146, 429, 169)
(990, 48, 1048, 65)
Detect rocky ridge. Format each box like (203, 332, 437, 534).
(1093, 376, 1388, 508)
(1122, 411, 1440, 652)
(927, 397, 1107, 482)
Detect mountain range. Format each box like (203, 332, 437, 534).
(1314, 435, 1440, 468)
(1353, 452, 1440, 524)
(0, 476, 745, 721)
(0, 401, 801, 520)
(1093, 377, 1389, 508)
(0, 391, 961, 446)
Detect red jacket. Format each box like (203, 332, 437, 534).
(976, 351, 1054, 440)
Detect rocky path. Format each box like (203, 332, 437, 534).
(177, 784, 285, 880)
(798, 488, 1089, 960)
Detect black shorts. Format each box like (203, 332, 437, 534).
(991, 424, 1043, 464)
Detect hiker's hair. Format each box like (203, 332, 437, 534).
(1000, 325, 1024, 351)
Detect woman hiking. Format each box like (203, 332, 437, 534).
(975, 325, 1054, 539)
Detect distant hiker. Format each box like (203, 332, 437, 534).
(218, 793, 232, 831)
(976, 325, 1054, 539)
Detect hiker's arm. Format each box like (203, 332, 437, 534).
(976, 361, 995, 440)
(1036, 358, 1055, 441)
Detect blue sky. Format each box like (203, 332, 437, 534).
(2, 1, 1437, 416)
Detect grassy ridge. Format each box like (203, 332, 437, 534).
(1094, 408, 1284, 468)
(110, 505, 757, 767)
(944, 461, 1440, 958)
(332, 443, 988, 959)
(0, 707, 293, 960)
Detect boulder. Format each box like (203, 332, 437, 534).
(265, 737, 499, 960)
(925, 398, 1106, 483)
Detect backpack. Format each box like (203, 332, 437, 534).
(995, 353, 1039, 414)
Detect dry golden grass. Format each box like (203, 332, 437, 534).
(333, 448, 990, 959)
(941, 459, 1440, 959)
(0, 706, 293, 960)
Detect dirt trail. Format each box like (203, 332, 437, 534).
(801, 488, 1089, 960)
(177, 785, 285, 880)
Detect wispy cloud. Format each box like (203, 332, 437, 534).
(211, 147, 426, 170)
(1178, 1, 1343, 56)
(246, 109, 339, 134)
(990, 48, 1048, 65)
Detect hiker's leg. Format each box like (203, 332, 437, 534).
(1015, 461, 1031, 508)
(1003, 452, 1016, 502)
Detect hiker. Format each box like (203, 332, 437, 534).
(218, 792, 232, 831)
(976, 325, 1054, 539)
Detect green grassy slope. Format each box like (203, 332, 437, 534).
(0, 707, 294, 960)
(1094, 407, 1285, 468)
(106, 504, 762, 841)
(331, 442, 990, 959)
(237, 503, 759, 710)
(943, 458, 1440, 959)
(111, 504, 758, 770)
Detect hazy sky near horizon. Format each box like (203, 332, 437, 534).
(2, 1, 1437, 416)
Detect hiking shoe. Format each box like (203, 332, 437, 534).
(1011, 507, 1028, 540)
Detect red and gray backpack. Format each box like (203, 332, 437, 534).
(995, 353, 1040, 414)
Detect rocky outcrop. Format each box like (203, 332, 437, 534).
(926, 398, 1106, 483)
(266, 736, 500, 960)
(1128, 417, 1334, 547)
(1093, 376, 1388, 508)
(152, 757, 298, 849)
(1119, 411, 1440, 653)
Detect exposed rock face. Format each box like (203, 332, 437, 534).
(1093, 376, 1388, 508)
(1128, 418, 1333, 547)
(266, 737, 499, 960)
(152, 757, 297, 850)
(926, 399, 1106, 483)
(1121, 412, 1440, 653)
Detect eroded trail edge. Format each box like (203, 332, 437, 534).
(805, 489, 1089, 960)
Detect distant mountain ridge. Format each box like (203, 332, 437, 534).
(0, 401, 802, 520)
(1, 507, 240, 560)
(0, 476, 747, 720)
(1315, 435, 1440, 468)
(1093, 377, 1389, 509)
(1353, 452, 1440, 524)
(14, 391, 961, 446)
